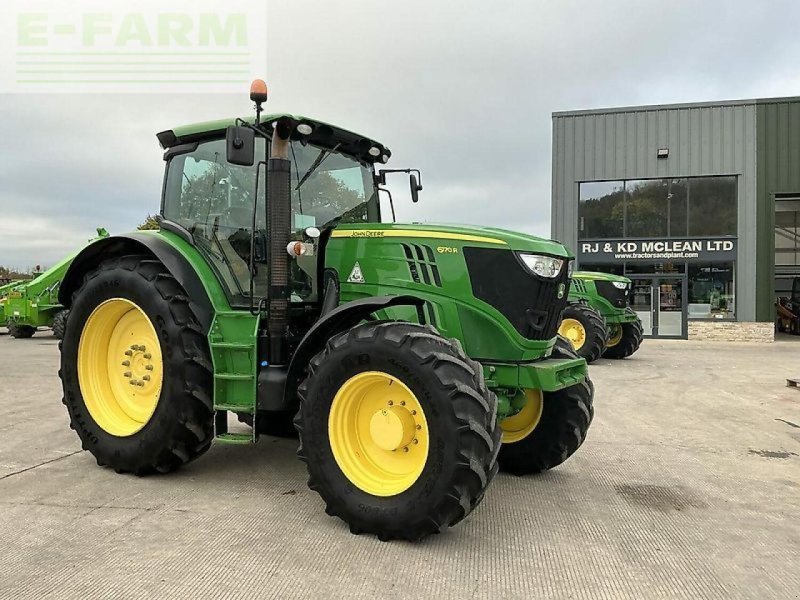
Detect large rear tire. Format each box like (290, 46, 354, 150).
(296, 321, 500, 542)
(59, 255, 215, 475)
(558, 303, 607, 363)
(498, 336, 594, 475)
(603, 318, 644, 359)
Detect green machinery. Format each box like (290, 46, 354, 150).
(1, 228, 109, 339)
(776, 277, 800, 334)
(57, 82, 594, 541)
(558, 271, 644, 362)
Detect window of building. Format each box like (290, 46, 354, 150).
(775, 197, 800, 297)
(624, 262, 685, 275)
(578, 176, 735, 239)
(624, 179, 689, 238)
(688, 177, 737, 236)
(774, 199, 800, 267)
(687, 262, 735, 319)
(578, 181, 624, 238)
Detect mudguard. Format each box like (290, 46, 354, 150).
(277, 294, 425, 410)
(58, 233, 215, 333)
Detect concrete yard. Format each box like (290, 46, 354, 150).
(0, 332, 798, 599)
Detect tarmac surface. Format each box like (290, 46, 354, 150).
(0, 331, 798, 599)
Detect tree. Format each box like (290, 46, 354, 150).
(138, 215, 160, 230)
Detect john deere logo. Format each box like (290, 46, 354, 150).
(557, 283, 566, 298)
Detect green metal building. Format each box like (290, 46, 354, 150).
(551, 97, 800, 340)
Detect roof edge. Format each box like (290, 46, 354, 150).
(553, 95, 800, 118)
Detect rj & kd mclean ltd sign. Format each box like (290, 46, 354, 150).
(578, 237, 737, 264)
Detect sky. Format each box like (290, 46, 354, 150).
(2, 0, 800, 270)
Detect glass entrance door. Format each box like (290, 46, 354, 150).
(630, 278, 654, 336)
(629, 276, 686, 338)
(657, 279, 684, 337)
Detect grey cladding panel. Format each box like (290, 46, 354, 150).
(552, 101, 758, 320)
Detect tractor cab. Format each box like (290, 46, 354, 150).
(160, 115, 387, 305)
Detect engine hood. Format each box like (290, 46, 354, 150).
(573, 270, 631, 284)
(330, 222, 573, 258)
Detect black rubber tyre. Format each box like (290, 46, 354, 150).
(559, 302, 607, 363)
(295, 320, 501, 542)
(59, 255, 215, 475)
(52, 309, 69, 340)
(237, 410, 298, 438)
(602, 318, 644, 359)
(8, 323, 36, 339)
(498, 336, 594, 475)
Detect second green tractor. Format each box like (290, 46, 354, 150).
(558, 271, 644, 363)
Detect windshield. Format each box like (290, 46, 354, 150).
(162, 137, 379, 304)
(289, 140, 379, 232)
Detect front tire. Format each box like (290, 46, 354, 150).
(603, 319, 644, 359)
(296, 321, 500, 541)
(498, 336, 594, 475)
(52, 309, 69, 340)
(60, 255, 215, 475)
(558, 303, 607, 363)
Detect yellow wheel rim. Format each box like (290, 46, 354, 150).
(500, 389, 543, 444)
(607, 324, 623, 347)
(77, 298, 163, 437)
(559, 318, 587, 350)
(328, 371, 429, 497)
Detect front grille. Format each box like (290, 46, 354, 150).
(463, 247, 569, 340)
(401, 243, 442, 287)
(595, 280, 628, 308)
(571, 278, 587, 294)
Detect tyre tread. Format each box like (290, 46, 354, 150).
(59, 255, 214, 475)
(561, 302, 607, 363)
(295, 320, 501, 541)
(498, 336, 594, 475)
(603, 318, 644, 359)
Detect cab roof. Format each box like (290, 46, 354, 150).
(157, 113, 391, 164)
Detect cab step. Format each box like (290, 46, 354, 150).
(214, 373, 254, 381)
(211, 342, 254, 350)
(215, 432, 254, 445)
(209, 313, 259, 442)
(216, 403, 254, 413)
(214, 410, 258, 444)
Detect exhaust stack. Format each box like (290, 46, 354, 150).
(266, 116, 294, 365)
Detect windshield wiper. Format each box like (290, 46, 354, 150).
(295, 143, 341, 190)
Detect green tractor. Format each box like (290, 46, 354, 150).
(558, 271, 643, 362)
(57, 82, 593, 541)
(1, 228, 109, 339)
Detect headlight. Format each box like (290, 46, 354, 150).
(612, 281, 628, 290)
(518, 253, 564, 278)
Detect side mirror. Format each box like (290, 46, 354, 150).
(410, 173, 423, 203)
(226, 125, 255, 166)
